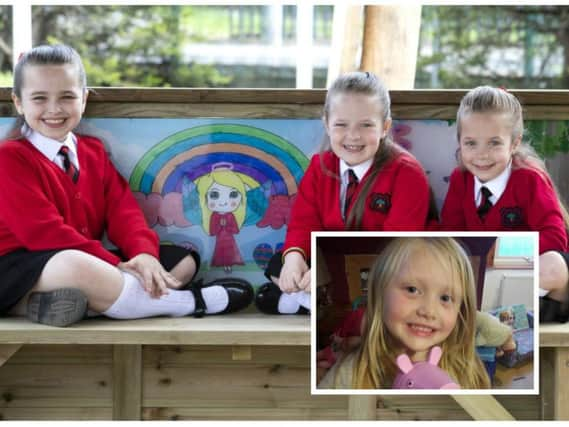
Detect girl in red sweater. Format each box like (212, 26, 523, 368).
(440, 86, 569, 322)
(255, 71, 432, 315)
(0, 45, 252, 327)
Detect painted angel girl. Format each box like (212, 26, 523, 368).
(182, 163, 269, 273)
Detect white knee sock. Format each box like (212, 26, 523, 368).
(277, 290, 311, 314)
(296, 291, 311, 310)
(102, 272, 229, 319)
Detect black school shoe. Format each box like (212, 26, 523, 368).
(189, 278, 254, 318)
(254, 282, 309, 315)
(539, 296, 569, 323)
(27, 288, 88, 327)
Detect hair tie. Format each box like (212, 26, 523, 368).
(211, 162, 233, 172)
(498, 85, 509, 92)
(17, 52, 25, 62)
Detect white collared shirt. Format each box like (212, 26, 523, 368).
(340, 158, 372, 217)
(22, 125, 80, 172)
(473, 162, 511, 207)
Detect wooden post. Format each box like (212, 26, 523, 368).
(360, 5, 422, 89)
(551, 347, 569, 420)
(452, 395, 515, 420)
(327, 5, 364, 85)
(348, 395, 377, 420)
(113, 345, 142, 420)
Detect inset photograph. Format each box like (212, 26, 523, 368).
(312, 232, 538, 394)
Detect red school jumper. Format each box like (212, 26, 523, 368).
(283, 150, 430, 260)
(0, 135, 159, 265)
(440, 166, 568, 253)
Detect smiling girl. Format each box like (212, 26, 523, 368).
(319, 237, 490, 389)
(0, 45, 252, 326)
(255, 71, 432, 315)
(440, 86, 569, 322)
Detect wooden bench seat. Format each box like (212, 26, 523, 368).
(0, 313, 310, 346)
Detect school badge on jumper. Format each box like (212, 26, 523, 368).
(369, 193, 391, 214)
(500, 207, 524, 227)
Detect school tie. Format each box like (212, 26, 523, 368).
(59, 145, 79, 183)
(477, 186, 493, 219)
(344, 169, 359, 215)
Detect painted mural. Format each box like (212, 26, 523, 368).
(1, 117, 567, 286)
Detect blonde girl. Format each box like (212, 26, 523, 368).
(441, 86, 569, 322)
(256, 71, 432, 315)
(319, 237, 490, 389)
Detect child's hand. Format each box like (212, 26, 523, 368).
(119, 253, 181, 298)
(279, 252, 309, 293)
(297, 269, 312, 292)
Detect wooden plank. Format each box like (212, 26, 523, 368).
(0, 407, 112, 420)
(551, 347, 569, 420)
(7, 344, 113, 365)
(0, 365, 112, 403)
(143, 345, 309, 367)
(0, 315, 310, 346)
(348, 395, 377, 420)
(113, 345, 142, 420)
(0, 344, 22, 367)
(231, 346, 252, 361)
(2, 87, 568, 106)
(142, 406, 349, 420)
(84, 103, 324, 119)
(539, 323, 569, 347)
(451, 395, 515, 420)
(540, 347, 554, 420)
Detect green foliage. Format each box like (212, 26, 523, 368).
(34, 5, 233, 87)
(526, 121, 569, 158)
(0, 70, 12, 86)
(417, 5, 569, 89)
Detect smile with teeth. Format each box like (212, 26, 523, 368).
(407, 323, 436, 336)
(43, 118, 66, 125)
(344, 144, 364, 151)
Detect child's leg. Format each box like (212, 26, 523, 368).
(539, 251, 568, 297)
(255, 252, 310, 315)
(12, 249, 252, 326)
(539, 251, 569, 323)
(156, 245, 200, 289)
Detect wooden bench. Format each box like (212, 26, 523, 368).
(0, 315, 542, 421)
(1, 87, 568, 420)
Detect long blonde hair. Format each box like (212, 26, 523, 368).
(350, 237, 490, 389)
(456, 85, 569, 229)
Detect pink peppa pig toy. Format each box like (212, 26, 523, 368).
(392, 346, 460, 389)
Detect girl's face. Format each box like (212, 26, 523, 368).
(12, 64, 87, 142)
(459, 112, 520, 183)
(382, 246, 462, 362)
(206, 182, 242, 213)
(325, 92, 391, 167)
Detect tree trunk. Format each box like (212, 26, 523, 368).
(360, 5, 422, 89)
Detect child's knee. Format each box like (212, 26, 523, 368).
(540, 251, 569, 291)
(41, 249, 119, 284)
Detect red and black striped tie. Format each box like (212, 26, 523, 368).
(59, 146, 79, 183)
(477, 186, 493, 219)
(344, 169, 359, 215)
